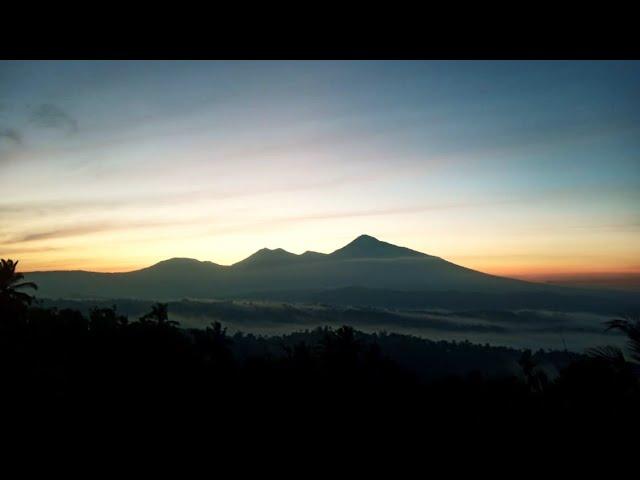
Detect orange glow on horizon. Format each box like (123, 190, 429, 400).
(11, 249, 640, 284)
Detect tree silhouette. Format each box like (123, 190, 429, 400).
(605, 313, 640, 364)
(89, 305, 129, 332)
(518, 349, 548, 393)
(0, 259, 38, 313)
(318, 325, 361, 376)
(205, 321, 231, 346)
(139, 303, 178, 328)
(201, 321, 233, 366)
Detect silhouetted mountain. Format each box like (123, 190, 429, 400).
(233, 248, 301, 269)
(24, 234, 639, 312)
(142, 257, 223, 273)
(330, 234, 427, 259)
(300, 250, 326, 260)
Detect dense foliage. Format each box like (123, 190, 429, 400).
(2, 303, 639, 433)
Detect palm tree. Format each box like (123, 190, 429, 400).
(605, 313, 640, 364)
(206, 321, 231, 345)
(139, 302, 178, 327)
(204, 321, 233, 357)
(319, 325, 361, 370)
(0, 259, 38, 308)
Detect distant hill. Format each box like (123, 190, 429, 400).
(233, 248, 302, 269)
(24, 234, 639, 312)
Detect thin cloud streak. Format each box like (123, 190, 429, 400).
(0, 245, 66, 255)
(29, 104, 78, 133)
(207, 200, 523, 235)
(5, 218, 200, 244)
(0, 172, 385, 216)
(8, 196, 639, 245)
(5, 103, 634, 167)
(0, 127, 23, 145)
(5, 199, 519, 245)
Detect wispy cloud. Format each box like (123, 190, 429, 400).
(13, 224, 116, 243)
(3, 198, 517, 245)
(207, 200, 522, 235)
(0, 172, 384, 217)
(0, 245, 65, 255)
(568, 222, 640, 232)
(29, 104, 78, 134)
(0, 127, 22, 145)
(3, 218, 201, 244)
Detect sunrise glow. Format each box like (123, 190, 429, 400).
(1, 61, 639, 284)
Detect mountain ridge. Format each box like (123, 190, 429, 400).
(24, 235, 438, 275)
(136, 234, 433, 272)
(22, 234, 637, 312)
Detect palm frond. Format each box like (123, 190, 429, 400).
(605, 313, 640, 364)
(10, 281, 38, 291)
(586, 345, 625, 363)
(9, 290, 35, 304)
(605, 319, 633, 334)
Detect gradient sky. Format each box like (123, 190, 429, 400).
(1, 61, 639, 279)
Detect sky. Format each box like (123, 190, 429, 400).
(1, 60, 639, 280)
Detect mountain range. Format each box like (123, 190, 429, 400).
(24, 234, 638, 312)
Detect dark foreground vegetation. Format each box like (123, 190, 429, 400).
(2, 259, 640, 442)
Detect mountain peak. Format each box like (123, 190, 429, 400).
(233, 247, 297, 268)
(152, 257, 205, 266)
(145, 257, 221, 273)
(331, 234, 428, 259)
(351, 234, 381, 244)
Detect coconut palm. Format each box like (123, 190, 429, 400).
(139, 302, 178, 327)
(605, 313, 640, 364)
(0, 259, 38, 307)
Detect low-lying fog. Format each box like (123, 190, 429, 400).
(38, 298, 630, 353)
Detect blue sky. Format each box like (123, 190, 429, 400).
(1, 61, 639, 276)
